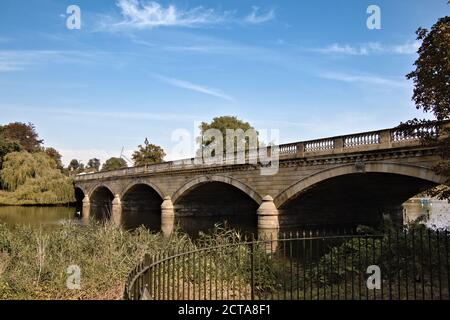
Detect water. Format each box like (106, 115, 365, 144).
(0, 206, 257, 237)
(0, 206, 80, 227)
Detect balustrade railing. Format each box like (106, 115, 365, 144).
(75, 121, 447, 181)
(279, 143, 297, 155)
(391, 125, 439, 142)
(305, 139, 335, 152)
(344, 132, 381, 148)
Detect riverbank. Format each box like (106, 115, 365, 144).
(0, 222, 194, 299)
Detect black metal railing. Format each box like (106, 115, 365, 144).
(124, 229, 449, 300)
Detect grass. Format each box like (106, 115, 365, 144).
(0, 221, 192, 299)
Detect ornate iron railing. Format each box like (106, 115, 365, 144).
(124, 229, 449, 300)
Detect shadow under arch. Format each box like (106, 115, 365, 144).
(172, 175, 263, 205)
(89, 184, 115, 221)
(120, 180, 165, 200)
(120, 182, 164, 231)
(171, 175, 262, 237)
(274, 162, 444, 229)
(74, 186, 85, 213)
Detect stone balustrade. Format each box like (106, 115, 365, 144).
(75, 121, 447, 181)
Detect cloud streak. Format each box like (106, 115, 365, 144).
(314, 41, 420, 56)
(245, 6, 275, 24)
(0, 104, 201, 122)
(0, 50, 101, 72)
(111, 0, 231, 29)
(101, 0, 274, 30)
(319, 72, 409, 88)
(154, 74, 234, 101)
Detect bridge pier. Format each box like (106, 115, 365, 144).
(257, 195, 280, 229)
(112, 194, 122, 226)
(257, 195, 280, 252)
(82, 196, 90, 223)
(161, 196, 175, 238)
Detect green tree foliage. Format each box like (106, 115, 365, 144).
(0, 152, 53, 191)
(197, 116, 257, 155)
(0, 137, 22, 167)
(0, 122, 43, 152)
(67, 159, 84, 174)
(87, 158, 101, 172)
(406, 17, 450, 119)
(132, 138, 166, 166)
(401, 8, 450, 198)
(44, 147, 63, 170)
(102, 157, 128, 171)
(0, 151, 74, 205)
(68, 159, 80, 171)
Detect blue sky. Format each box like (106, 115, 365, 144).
(0, 0, 448, 165)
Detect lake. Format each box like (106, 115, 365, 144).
(0, 206, 258, 237)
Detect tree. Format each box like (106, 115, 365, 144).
(197, 116, 258, 156)
(87, 158, 101, 171)
(68, 159, 85, 174)
(402, 6, 450, 198)
(0, 151, 74, 205)
(0, 122, 43, 152)
(132, 138, 166, 166)
(0, 136, 21, 167)
(0, 151, 56, 191)
(44, 147, 63, 170)
(102, 157, 128, 171)
(68, 159, 80, 172)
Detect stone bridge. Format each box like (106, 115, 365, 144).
(74, 123, 448, 234)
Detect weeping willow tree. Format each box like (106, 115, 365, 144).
(0, 151, 75, 205)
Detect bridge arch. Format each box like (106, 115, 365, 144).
(171, 175, 261, 233)
(74, 184, 87, 199)
(120, 180, 165, 200)
(120, 181, 164, 230)
(89, 184, 115, 220)
(275, 162, 445, 208)
(172, 175, 263, 205)
(74, 186, 86, 213)
(88, 183, 115, 199)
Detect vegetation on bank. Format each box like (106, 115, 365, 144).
(0, 222, 192, 299)
(0, 219, 448, 300)
(0, 222, 256, 300)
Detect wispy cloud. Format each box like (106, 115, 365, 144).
(314, 41, 420, 56)
(109, 0, 232, 29)
(0, 50, 68, 72)
(319, 72, 409, 88)
(0, 104, 201, 122)
(99, 0, 274, 30)
(245, 6, 275, 24)
(0, 50, 100, 72)
(154, 74, 234, 101)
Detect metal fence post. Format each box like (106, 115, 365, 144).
(250, 240, 255, 300)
